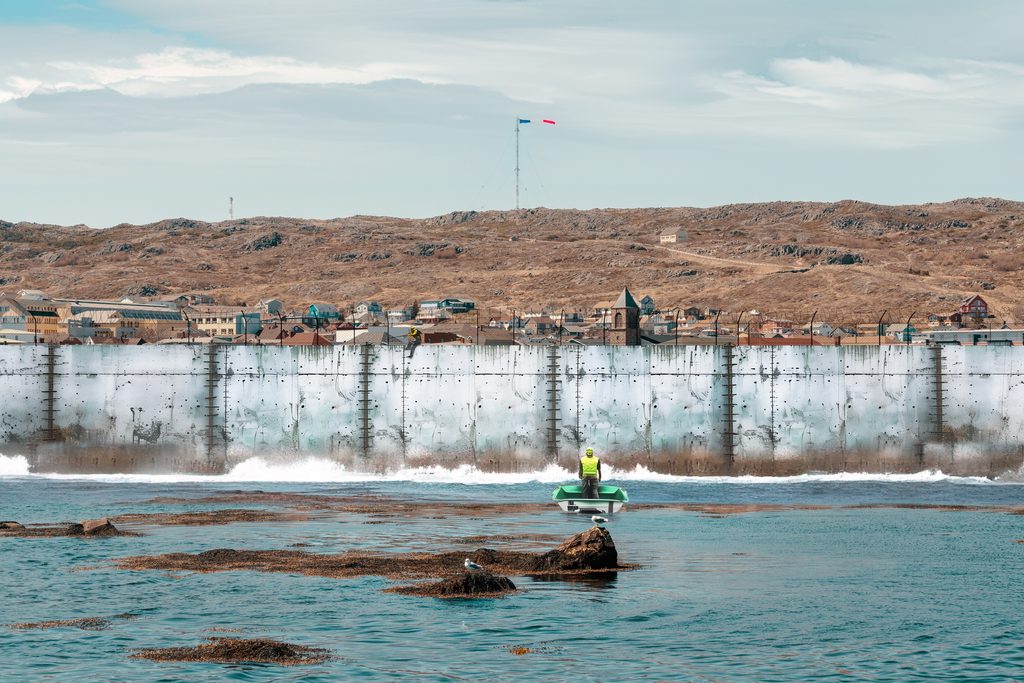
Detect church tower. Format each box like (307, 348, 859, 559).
(607, 286, 640, 346)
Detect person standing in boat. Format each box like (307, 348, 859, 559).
(579, 447, 601, 499)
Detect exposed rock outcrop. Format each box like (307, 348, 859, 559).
(392, 571, 517, 598)
(131, 638, 329, 665)
(81, 518, 120, 536)
(0, 519, 132, 537)
(529, 527, 618, 571)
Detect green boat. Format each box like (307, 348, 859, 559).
(552, 484, 628, 514)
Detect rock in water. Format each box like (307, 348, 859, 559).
(81, 518, 120, 536)
(393, 570, 517, 598)
(131, 637, 329, 665)
(530, 527, 618, 571)
(0, 521, 25, 530)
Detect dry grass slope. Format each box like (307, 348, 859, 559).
(3, 198, 1023, 323)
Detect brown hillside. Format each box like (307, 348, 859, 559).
(2, 198, 1023, 324)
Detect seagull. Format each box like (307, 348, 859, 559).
(591, 515, 608, 527)
(464, 558, 483, 571)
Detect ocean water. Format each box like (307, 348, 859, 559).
(2, 454, 1024, 682)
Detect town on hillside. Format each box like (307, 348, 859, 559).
(0, 287, 1013, 347)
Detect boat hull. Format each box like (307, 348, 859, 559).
(556, 498, 625, 514)
(552, 484, 628, 513)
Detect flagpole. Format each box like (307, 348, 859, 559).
(515, 117, 520, 210)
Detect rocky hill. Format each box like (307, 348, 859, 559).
(2, 198, 1023, 324)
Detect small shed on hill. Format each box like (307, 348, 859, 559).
(659, 228, 688, 244)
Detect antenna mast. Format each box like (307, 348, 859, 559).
(229, 196, 234, 220)
(515, 118, 520, 210)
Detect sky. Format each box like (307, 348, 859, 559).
(0, 0, 1022, 227)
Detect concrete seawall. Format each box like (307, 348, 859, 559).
(1, 344, 1022, 475)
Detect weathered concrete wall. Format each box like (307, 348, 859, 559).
(1, 344, 1022, 474)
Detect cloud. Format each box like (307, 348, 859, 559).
(37, 46, 441, 99)
(772, 57, 945, 93)
(703, 57, 1024, 147)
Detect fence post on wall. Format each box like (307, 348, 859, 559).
(399, 348, 409, 463)
(768, 345, 777, 450)
(545, 345, 560, 460)
(42, 343, 59, 442)
(931, 344, 946, 444)
(204, 344, 221, 462)
(358, 344, 373, 458)
(722, 344, 737, 471)
(572, 346, 583, 452)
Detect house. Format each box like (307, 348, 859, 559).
(658, 228, 688, 244)
(303, 303, 342, 327)
(523, 316, 558, 336)
(799, 322, 836, 337)
(257, 298, 284, 315)
(189, 305, 261, 337)
(419, 298, 475, 315)
(887, 323, 918, 342)
(256, 324, 290, 344)
(639, 295, 656, 316)
(165, 293, 215, 306)
(282, 331, 333, 346)
(759, 319, 796, 336)
(387, 307, 413, 323)
(0, 298, 28, 332)
(856, 323, 889, 337)
(340, 330, 405, 346)
(15, 295, 63, 338)
(959, 295, 989, 321)
(355, 301, 383, 316)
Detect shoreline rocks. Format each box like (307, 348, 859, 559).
(0, 518, 133, 538)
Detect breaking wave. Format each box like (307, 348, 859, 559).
(0, 453, 1015, 485)
(0, 454, 30, 476)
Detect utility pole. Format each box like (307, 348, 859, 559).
(229, 196, 234, 220)
(515, 118, 520, 210)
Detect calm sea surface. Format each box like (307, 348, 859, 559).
(2, 471, 1024, 682)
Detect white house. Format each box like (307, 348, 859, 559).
(658, 228, 688, 244)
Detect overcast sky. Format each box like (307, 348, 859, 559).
(1, 0, 1022, 226)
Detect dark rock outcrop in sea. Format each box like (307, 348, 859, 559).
(391, 571, 518, 598)
(529, 527, 618, 571)
(131, 637, 330, 666)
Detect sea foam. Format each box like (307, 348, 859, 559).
(0, 452, 1012, 485)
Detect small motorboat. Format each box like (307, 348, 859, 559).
(552, 484, 628, 514)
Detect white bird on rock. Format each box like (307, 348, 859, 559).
(464, 558, 483, 571)
(591, 515, 608, 527)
